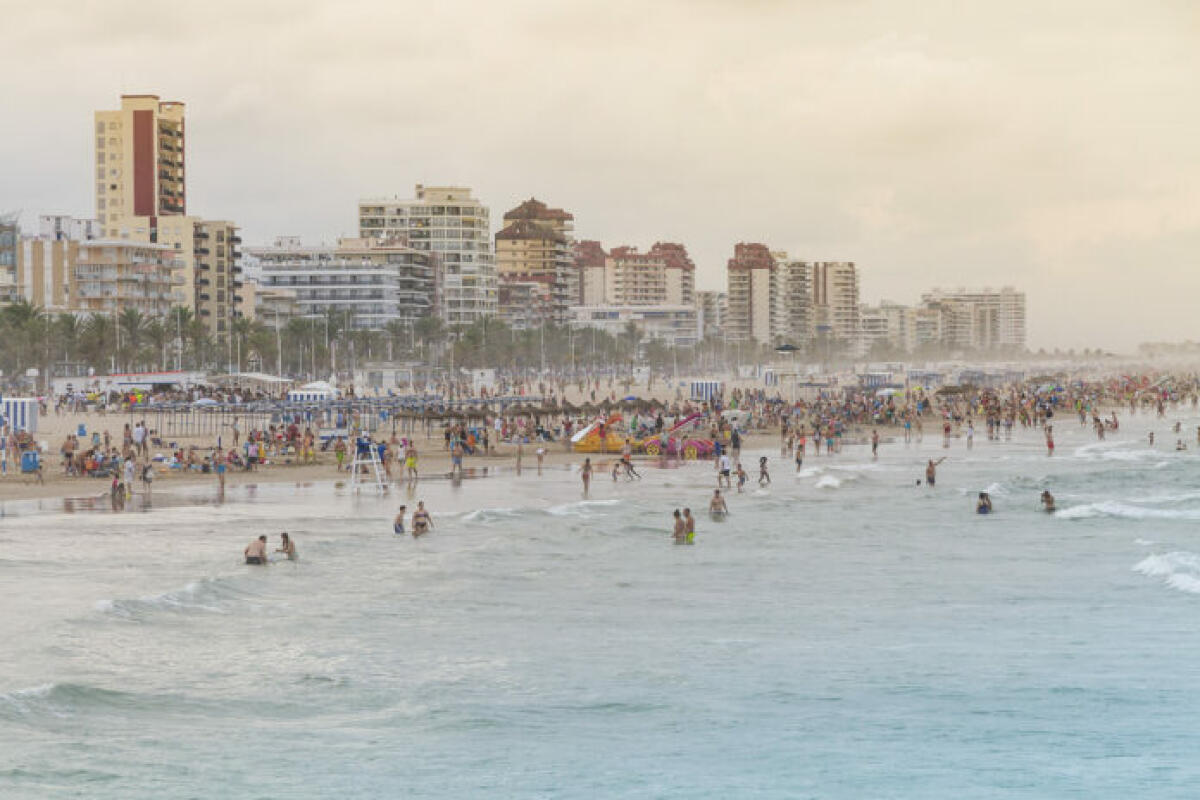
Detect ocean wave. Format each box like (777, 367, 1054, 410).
(96, 576, 256, 621)
(1058, 501, 1200, 521)
(459, 507, 522, 524)
(1134, 552, 1200, 595)
(0, 682, 147, 719)
(546, 499, 620, 517)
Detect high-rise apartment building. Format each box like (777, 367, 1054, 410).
(574, 240, 608, 305)
(725, 243, 775, 344)
(93, 94, 242, 335)
(695, 290, 727, 340)
(495, 198, 575, 327)
(771, 254, 813, 348)
(12, 216, 178, 316)
(251, 236, 437, 331)
(94, 94, 186, 237)
(359, 185, 495, 327)
(603, 243, 695, 307)
(811, 262, 860, 346)
(919, 287, 1026, 350)
(0, 214, 18, 303)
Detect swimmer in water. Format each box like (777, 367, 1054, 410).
(244, 534, 268, 565)
(709, 489, 728, 515)
(1041, 490, 1056, 513)
(394, 505, 407, 535)
(976, 492, 993, 514)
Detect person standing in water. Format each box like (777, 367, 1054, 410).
(925, 457, 946, 487)
(672, 509, 686, 544)
(412, 501, 433, 536)
(276, 532, 297, 561)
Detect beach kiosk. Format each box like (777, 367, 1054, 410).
(287, 381, 339, 403)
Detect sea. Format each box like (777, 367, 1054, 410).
(2, 410, 1200, 798)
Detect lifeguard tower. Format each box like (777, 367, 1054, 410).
(349, 432, 387, 492)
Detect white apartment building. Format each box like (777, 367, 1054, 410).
(811, 262, 860, 347)
(919, 287, 1026, 350)
(695, 290, 727, 340)
(251, 237, 437, 331)
(725, 242, 774, 345)
(568, 304, 699, 348)
(359, 185, 495, 327)
(771, 255, 813, 347)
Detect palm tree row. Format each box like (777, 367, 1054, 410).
(1, 299, 789, 389)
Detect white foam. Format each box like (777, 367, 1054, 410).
(1134, 551, 1200, 595)
(1058, 501, 1200, 521)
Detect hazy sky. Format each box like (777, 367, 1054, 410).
(2, 0, 1197, 350)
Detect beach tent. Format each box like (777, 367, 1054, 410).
(0, 397, 39, 433)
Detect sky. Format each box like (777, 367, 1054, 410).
(1, 0, 1197, 351)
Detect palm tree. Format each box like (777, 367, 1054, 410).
(143, 318, 169, 370)
(118, 308, 148, 371)
(80, 314, 116, 370)
(230, 316, 253, 372)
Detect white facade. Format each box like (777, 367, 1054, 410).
(251, 237, 437, 330)
(568, 304, 699, 347)
(919, 287, 1026, 350)
(359, 185, 495, 327)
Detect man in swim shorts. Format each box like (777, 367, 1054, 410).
(718, 452, 732, 488)
(244, 535, 268, 565)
